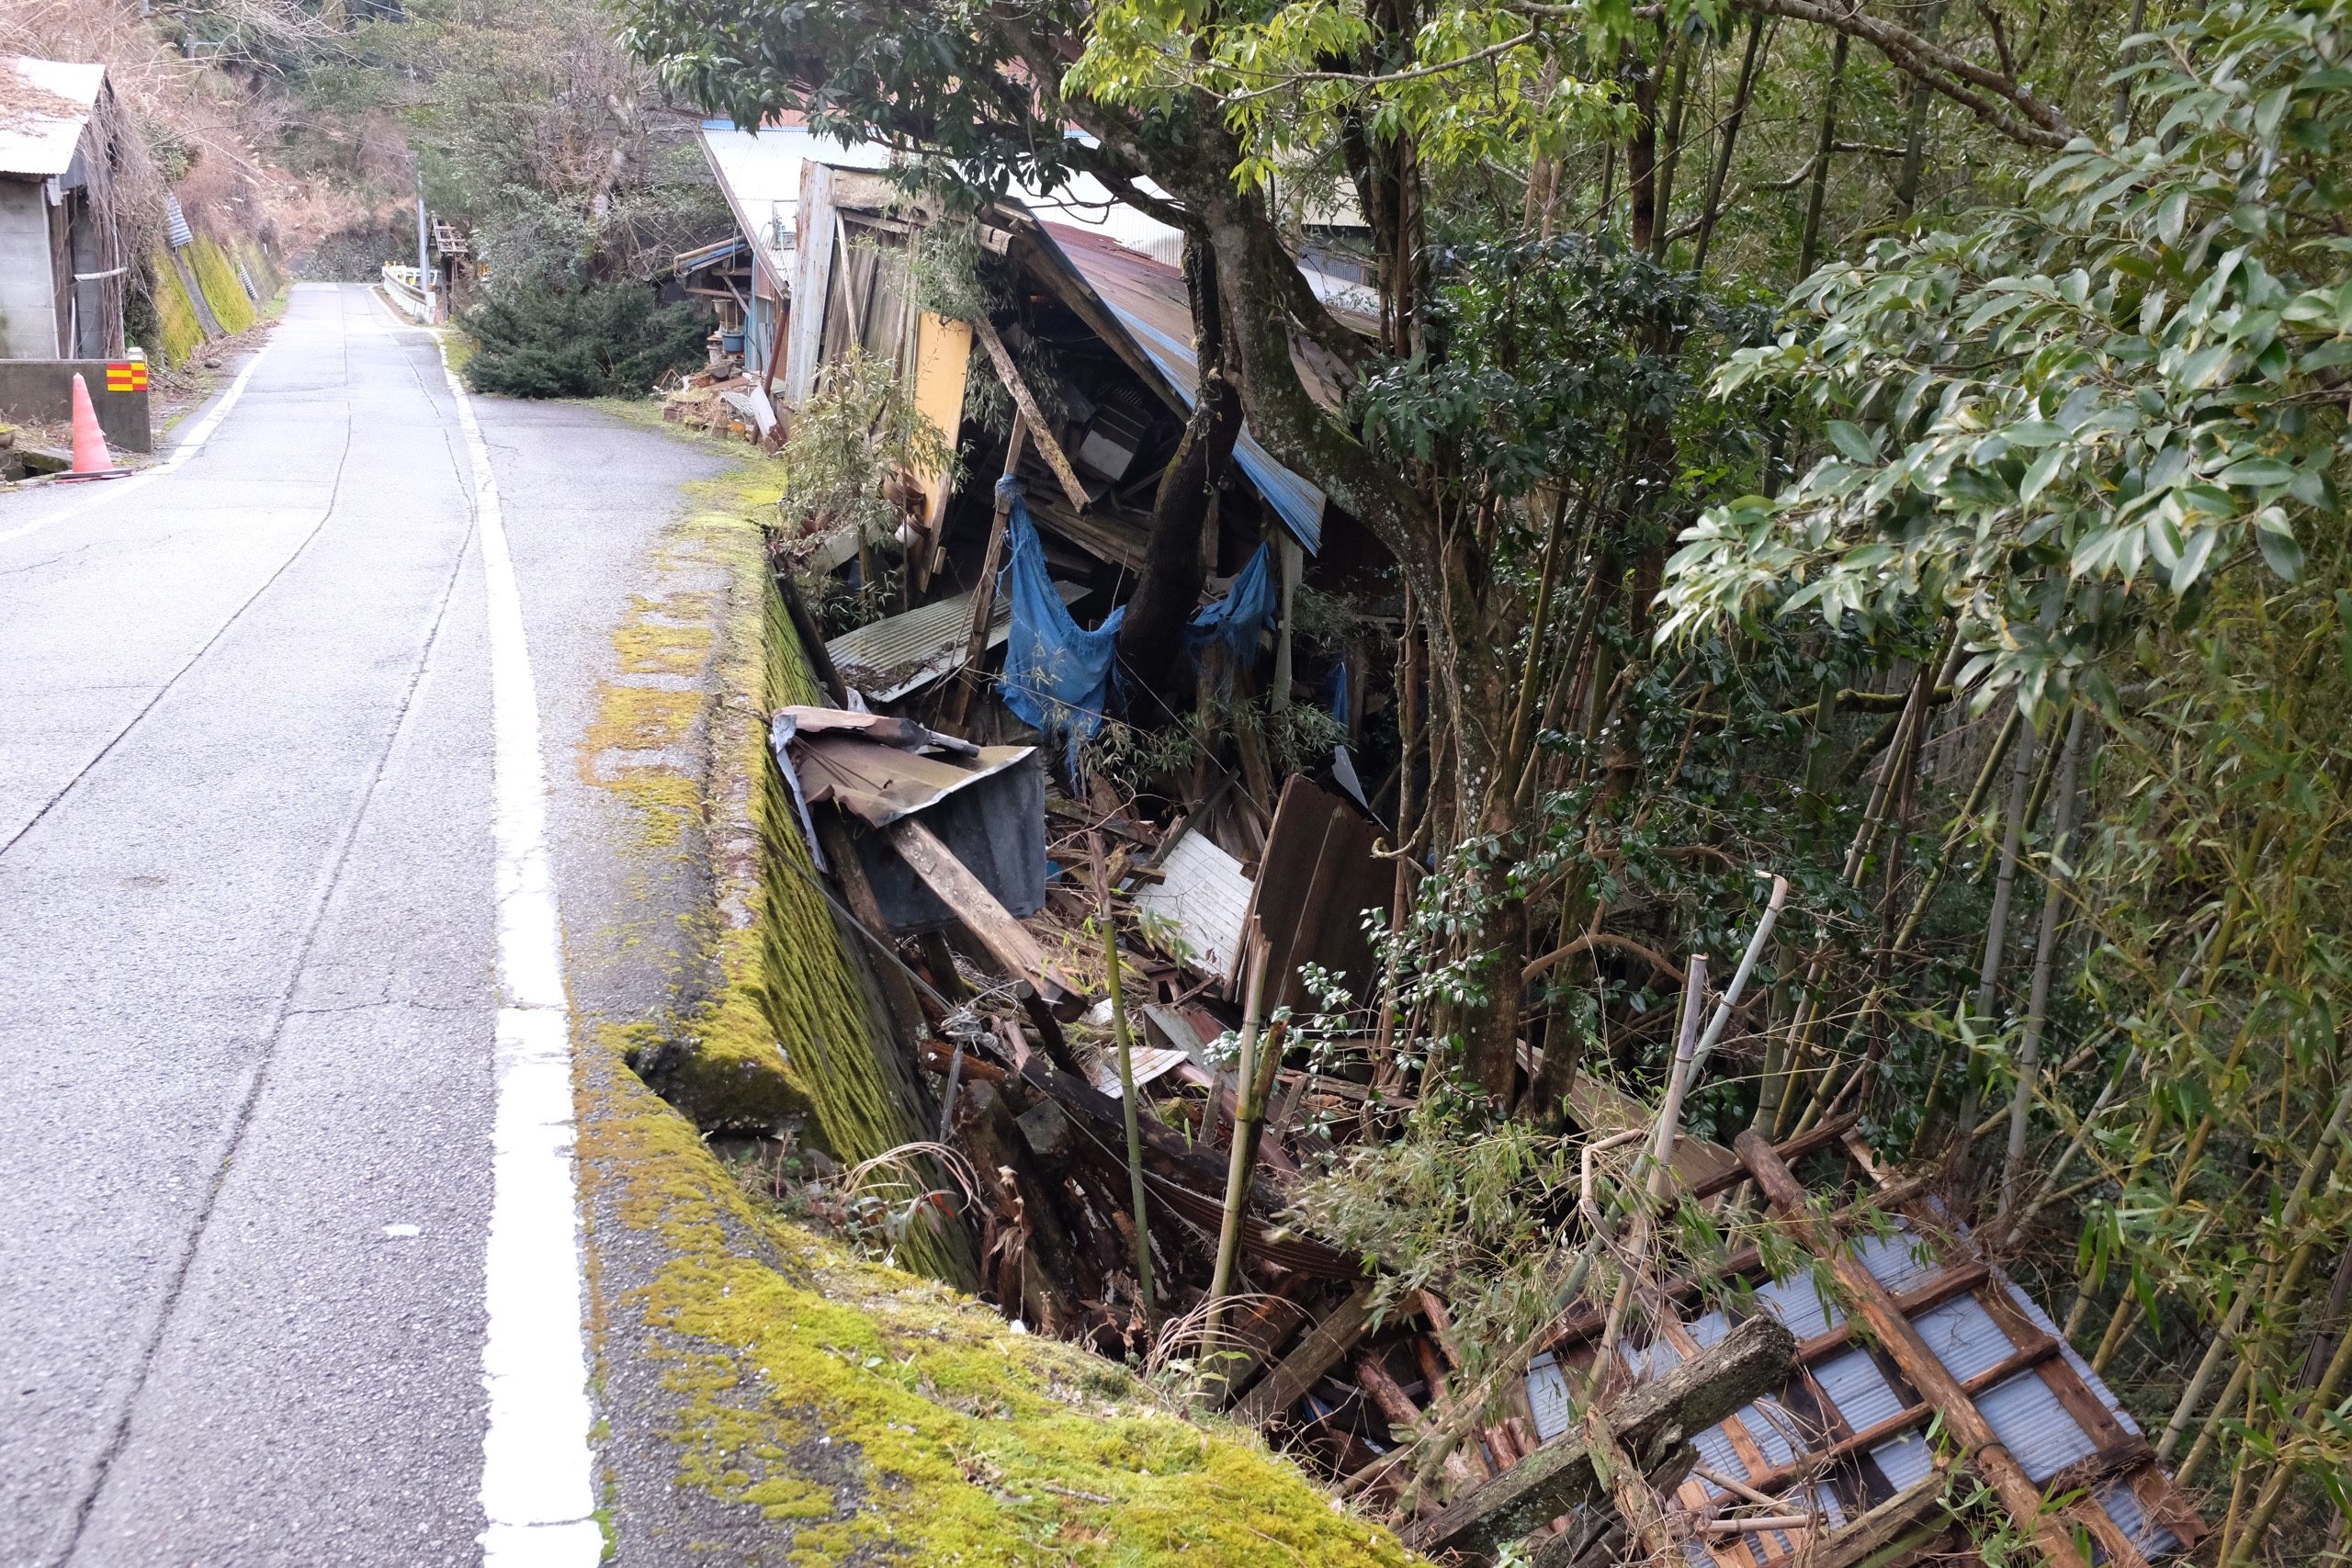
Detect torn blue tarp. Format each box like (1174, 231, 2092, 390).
(1325, 659, 1350, 727)
(1182, 542, 1275, 683)
(998, 478, 1124, 771)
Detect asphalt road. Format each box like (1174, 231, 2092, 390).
(0, 282, 724, 1566)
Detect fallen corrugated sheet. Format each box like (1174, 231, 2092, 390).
(1090, 1045, 1190, 1100)
(1234, 776, 1389, 1013)
(824, 580, 1082, 702)
(1131, 825, 1252, 979)
(1527, 1153, 2203, 1568)
(771, 706, 1047, 934)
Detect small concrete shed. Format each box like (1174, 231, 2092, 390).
(0, 57, 126, 360)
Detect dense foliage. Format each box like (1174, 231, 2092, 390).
(616, 0, 2352, 1547)
(460, 276, 707, 398)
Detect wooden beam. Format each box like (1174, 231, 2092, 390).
(1735, 1130, 2091, 1568)
(887, 818, 1080, 1007)
(1804, 1473, 1950, 1568)
(944, 412, 1027, 730)
(1402, 1314, 1795, 1560)
(1231, 1284, 1377, 1424)
(970, 313, 1091, 511)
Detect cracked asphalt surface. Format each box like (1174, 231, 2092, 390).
(0, 283, 727, 1566)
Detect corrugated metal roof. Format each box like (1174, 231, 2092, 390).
(823, 581, 1081, 703)
(1044, 224, 1329, 555)
(0, 58, 103, 178)
(697, 124, 890, 288)
(1529, 1204, 2199, 1565)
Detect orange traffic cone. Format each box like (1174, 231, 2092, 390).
(60, 372, 125, 482)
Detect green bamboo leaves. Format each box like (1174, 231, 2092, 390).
(1659, 0, 2352, 699)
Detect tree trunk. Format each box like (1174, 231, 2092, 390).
(1114, 237, 1240, 692)
(1798, 31, 1850, 276)
(1690, 13, 1770, 276)
(1626, 39, 1665, 254)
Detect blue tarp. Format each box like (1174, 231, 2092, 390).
(997, 479, 1124, 771)
(1182, 542, 1275, 683)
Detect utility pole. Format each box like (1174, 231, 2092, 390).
(414, 166, 435, 322)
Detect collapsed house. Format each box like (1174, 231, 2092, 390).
(707, 123, 2203, 1568)
(0, 57, 127, 360)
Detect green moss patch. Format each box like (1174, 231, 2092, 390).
(579, 1026, 1420, 1568)
(188, 236, 256, 336)
(148, 248, 206, 368)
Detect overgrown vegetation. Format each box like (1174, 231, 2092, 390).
(461, 276, 707, 397)
(624, 0, 2352, 1553)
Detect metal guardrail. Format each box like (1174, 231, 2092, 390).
(380, 263, 433, 322)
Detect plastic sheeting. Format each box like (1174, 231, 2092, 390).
(1182, 542, 1275, 681)
(997, 478, 1124, 771)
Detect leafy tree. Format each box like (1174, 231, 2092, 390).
(461, 276, 708, 397)
(778, 346, 961, 548)
(1663, 2, 2352, 1550)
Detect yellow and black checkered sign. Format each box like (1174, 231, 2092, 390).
(105, 360, 148, 393)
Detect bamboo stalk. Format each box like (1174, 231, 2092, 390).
(1998, 704, 2086, 1221)
(1095, 852, 1155, 1325)
(1205, 933, 1276, 1348)
(1586, 953, 1709, 1399)
(1952, 695, 2041, 1179)
(2233, 1284, 2352, 1562)
(2159, 1074, 2352, 1462)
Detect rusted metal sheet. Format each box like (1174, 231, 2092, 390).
(1039, 224, 1330, 554)
(771, 708, 1046, 934)
(1232, 776, 1389, 1014)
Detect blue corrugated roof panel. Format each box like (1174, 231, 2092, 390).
(1112, 310, 1326, 554)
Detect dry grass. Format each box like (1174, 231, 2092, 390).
(0, 0, 307, 255)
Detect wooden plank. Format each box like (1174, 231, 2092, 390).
(1804, 1474, 1949, 1568)
(944, 412, 1028, 729)
(1231, 1285, 1377, 1424)
(1735, 1131, 2090, 1568)
(1403, 1314, 1796, 1560)
(910, 310, 971, 535)
(888, 818, 1080, 1005)
(782, 162, 836, 405)
(970, 313, 1090, 511)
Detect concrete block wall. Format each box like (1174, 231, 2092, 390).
(0, 181, 61, 360)
(0, 359, 151, 452)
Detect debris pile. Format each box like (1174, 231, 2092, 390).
(661, 366, 778, 446)
(701, 135, 2205, 1568)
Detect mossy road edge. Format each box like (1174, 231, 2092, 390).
(573, 455, 1425, 1565)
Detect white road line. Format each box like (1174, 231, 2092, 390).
(433, 337, 605, 1567)
(0, 341, 276, 546)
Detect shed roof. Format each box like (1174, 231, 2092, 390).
(0, 58, 104, 179)
(1042, 223, 1334, 554)
(1530, 1193, 2202, 1568)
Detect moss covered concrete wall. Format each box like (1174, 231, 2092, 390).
(579, 1022, 1421, 1568)
(188, 235, 256, 336)
(147, 245, 205, 368)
